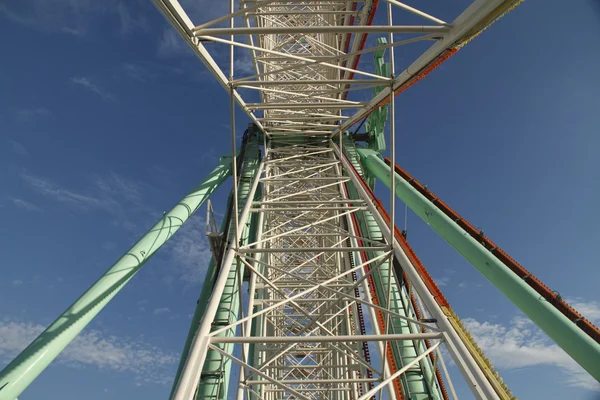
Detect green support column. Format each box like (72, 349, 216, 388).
(0, 158, 233, 400)
(357, 147, 600, 382)
(168, 193, 233, 399)
(344, 140, 441, 399)
(196, 133, 262, 400)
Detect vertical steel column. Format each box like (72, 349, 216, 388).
(335, 143, 498, 399)
(197, 134, 261, 400)
(169, 194, 234, 399)
(341, 139, 441, 399)
(236, 204, 265, 400)
(172, 159, 265, 400)
(0, 159, 233, 400)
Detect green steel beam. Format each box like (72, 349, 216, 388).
(196, 133, 261, 400)
(344, 139, 442, 399)
(364, 37, 389, 154)
(0, 158, 233, 400)
(168, 193, 233, 399)
(357, 146, 600, 382)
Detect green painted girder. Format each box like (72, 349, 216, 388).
(0, 157, 234, 400)
(168, 192, 234, 399)
(364, 37, 390, 154)
(358, 146, 600, 383)
(196, 133, 262, 400)
(343, 140, 442, 399)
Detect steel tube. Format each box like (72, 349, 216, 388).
(358, 147, 600, 382)
(0, 158, 233, 400)
(171, 159, 265, 400)
(212, 333, 443, 343)
(333, 143, 497, 399)
(194, 25, 450, 35)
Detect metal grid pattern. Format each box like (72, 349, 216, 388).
(151, 1, 526, 399)
(153, 0, 520, 138)
(245, 141, 378, 398)
(168, 138, 507, 400)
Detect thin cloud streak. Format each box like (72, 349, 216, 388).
(11, 197, 42, 213)
(0, 1, 146, 37)
(8, 140, 30, 156)
(0, 320, 177, 385)
(15, 107, 51, 121)
(20, 171, 117, 211)
(70, 77, 116, 101)
(123, 63, 158, 83)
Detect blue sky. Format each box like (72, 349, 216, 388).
(1, 0, 600, 399)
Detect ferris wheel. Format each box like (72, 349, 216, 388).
(0, 1, 598, 399)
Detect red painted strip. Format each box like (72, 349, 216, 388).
(384, 158, 600, 345)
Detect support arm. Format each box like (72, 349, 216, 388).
(0, 157, 233, 400)
(357, 147, 600, 382)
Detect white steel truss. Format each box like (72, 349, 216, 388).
(152, 1, 522, 399)
(170, 139, 502, 400)
(154, 0, 520, 137)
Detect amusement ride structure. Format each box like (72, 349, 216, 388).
(1, 0, 599, 399)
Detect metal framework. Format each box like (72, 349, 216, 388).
(1, 1, 599, 400)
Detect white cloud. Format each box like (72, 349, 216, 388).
(0, 320, 177, 385)
(234, 50, 256, 76)
(15, 107, 51, 121)
(11, 197, 42, 213)
(93, 172, 143, 204)
(123, 63, 157, 83)
(179, 0, 229, 25)
(116, 2, 147, 35)
(71, 77, 116, 101)
(164, 214, 214, 284)
(464, 303, 600, 392)
(434, 276, 450, 287)
(11, 280, 23, 286)
(0, 1, 146, 37)
(20, 172, 116, 211)
(157, 29, 189, 57)
(153, 307, 171, 315)
(20, 170, 152, 218)
(8, 140, 30, 156)
(567, 298, 600, 324)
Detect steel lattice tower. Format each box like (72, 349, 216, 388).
(1, 1, 599, 399)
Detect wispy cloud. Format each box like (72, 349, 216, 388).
(464, 300, 600, 392)
(20, 171, 116, 211)
(11, 197, 42, 213)
(93, 172, 143, 204)
(0, 320, 177, 385)
(11, 280, 23, 286)
(116, 2, 147, 35)
(123, 63, 157, 83)
(15, 107, 51, 121)
(153, 307, 171, 315)
(8, 140, 30, 156)
(20, 169, 154, 213)
(19, 170, 156, 239)
(163, 214, 214, 285)
(568, 298, 600, 322)
(179, 0, 229, 25)
(234, 49, 256, 76)
(0, 1, 146, 37)
(71, 77, 116, 101)
(434, 276, 450, 287)
(157, 29, 189, 57)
